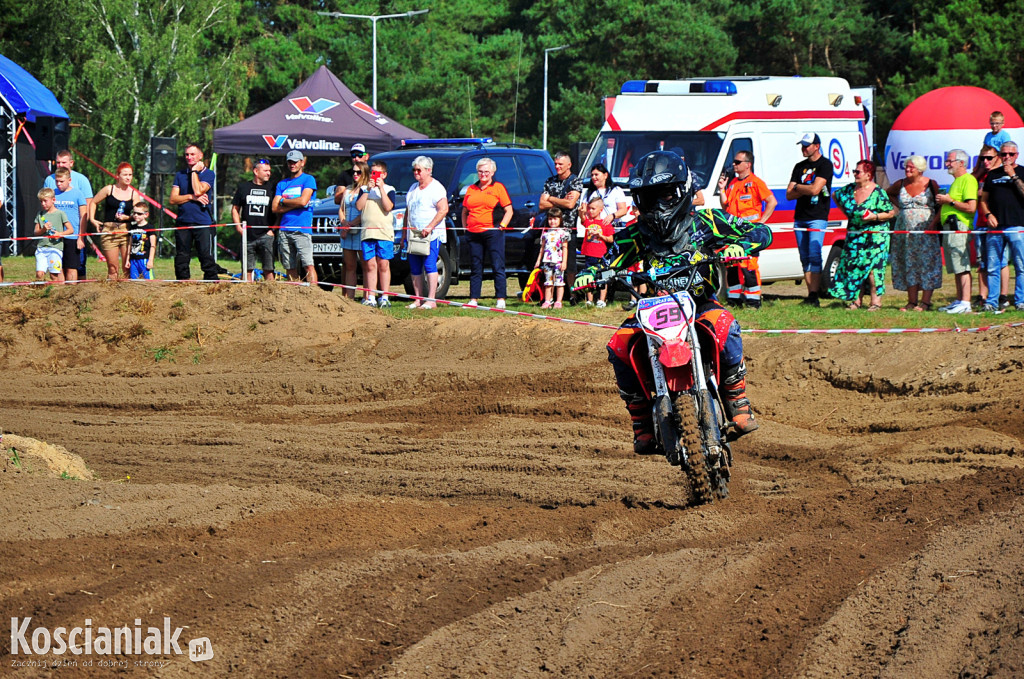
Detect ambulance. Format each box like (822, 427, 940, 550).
(580, 76, 870, 287)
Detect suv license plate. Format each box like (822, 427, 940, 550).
(312, 241, 344, 254)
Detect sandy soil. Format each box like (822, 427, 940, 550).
(1, 282, 1023, 678)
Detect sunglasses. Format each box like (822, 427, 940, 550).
(979, 155, 996, 161)
(255, 159, 270, 165)
(351, 151, 366, 158)
(999, 152, 1018, 157)
(352, 171, 362, 176)
(732, 159, 746, 165)
(131, 211, 148, 216)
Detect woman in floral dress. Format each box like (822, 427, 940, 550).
(887, 156, 941, 311)
(828, 160, 897, 310)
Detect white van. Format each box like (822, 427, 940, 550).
(580, 76, 869, 287)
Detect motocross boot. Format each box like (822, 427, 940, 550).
(625, 397, 661, 455)
(721, 362, 759, 436)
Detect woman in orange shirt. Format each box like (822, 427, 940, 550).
(461, 157, 514, 308)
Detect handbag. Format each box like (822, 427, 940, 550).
(407, 233, 431, 256)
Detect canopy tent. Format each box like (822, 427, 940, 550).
(0, 54, 70, 253)
(213, 66, 426, 156)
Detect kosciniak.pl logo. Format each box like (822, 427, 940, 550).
(286, 96, 339, 123)
(9, 617, 213, 663)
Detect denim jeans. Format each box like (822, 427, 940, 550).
(467, 229, 506, 299)
(794, 219, 826, 273)
(985, 226, 1024, 306)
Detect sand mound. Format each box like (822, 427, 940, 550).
(2, 432, 94, 480)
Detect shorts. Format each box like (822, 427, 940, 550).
(943, 231, 971, 274)
(584, 255, 603, 268)
(362, 238, 394, 261)
(541, 262, 565, 287)
(129, 258, 152, 279)
(246, 231, 276, 272)
(339, 227, 362, 251)
(62, 238, 81, 267)
(794, 219, 826, 272)
(278, 230, 313, 270)
(409, 239, 440, 275)
(35, 246, 63, 275)
(98, 223, 128, 251)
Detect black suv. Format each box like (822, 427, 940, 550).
(310, 139, 556, 298)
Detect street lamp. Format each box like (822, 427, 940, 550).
(318, 9, 429, 111)
(542, 44, 568, 151)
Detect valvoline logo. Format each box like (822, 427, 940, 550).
(263, 135, 288, 149)
(351, 100, 389, 126)
(285, 97, 339, 123)
(289, 97, 340, 115)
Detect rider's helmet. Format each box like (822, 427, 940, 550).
(628, 151, 694, 238)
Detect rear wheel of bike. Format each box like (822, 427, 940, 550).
(672, 394, 713, 505)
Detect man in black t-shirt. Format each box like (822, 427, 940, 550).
(786, 133, 834, 306)
(979, 141, 1024, 311)
(232, 158, 277, 281)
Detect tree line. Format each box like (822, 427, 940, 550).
(2, 0, 1021, 194)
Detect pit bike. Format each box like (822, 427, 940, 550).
(585, 254, 736, 504)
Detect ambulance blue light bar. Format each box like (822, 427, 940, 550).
(401, 138, 493, 146)
(703, 80, 737, 95)
(620, 80, 648, 94)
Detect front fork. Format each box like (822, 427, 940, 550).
(648, 324, 726, 467)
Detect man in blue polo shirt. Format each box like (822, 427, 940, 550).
(169, 143, 218, 280)
(272, 150, 317, 284)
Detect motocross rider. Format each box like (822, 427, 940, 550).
(575, 151, 772, 455)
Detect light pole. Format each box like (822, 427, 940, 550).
(317, 9, 429, 111)
(542, 44, 568, 151)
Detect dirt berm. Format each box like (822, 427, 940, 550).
(1, 282, 1022, 677)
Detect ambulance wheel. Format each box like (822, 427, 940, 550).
(402, 246, 453, 300)
(820, 241, 844, 300)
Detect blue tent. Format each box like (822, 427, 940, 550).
(0, 53, 68, 122)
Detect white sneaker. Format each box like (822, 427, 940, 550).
(595, 300, 607, 308)
(362, 297, 376, 307)
(937, 301, 957, 312)
(946, 301, 971, 314)
(495, 299, 506, 309)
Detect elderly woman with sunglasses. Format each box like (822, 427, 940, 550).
(828, 160, 896, 310)
(979, 141, 1024, 311)
(973, 145, 1008, 306)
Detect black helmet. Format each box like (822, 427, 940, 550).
(628, 151, 694, 236)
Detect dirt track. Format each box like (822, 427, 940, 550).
(2, 282, 1023, 677)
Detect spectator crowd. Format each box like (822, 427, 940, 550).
(3, 112, 1023, 317)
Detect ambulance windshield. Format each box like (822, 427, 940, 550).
(583, 132, 725, 188)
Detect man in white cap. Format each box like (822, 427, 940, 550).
(273, 150, 318, 284)
(334, 143, 370, 205)
(785, 132, 834, 306)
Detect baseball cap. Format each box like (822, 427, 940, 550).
(285, 150, 304, 162)
(350, 143, 367, 155)
(797, 133, 821, 147)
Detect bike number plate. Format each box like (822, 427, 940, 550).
(636, 294, 695, 341)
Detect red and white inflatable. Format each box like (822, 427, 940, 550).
(884, 86, 1023, 185)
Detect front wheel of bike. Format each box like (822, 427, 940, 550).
(672, 393, 713, 505)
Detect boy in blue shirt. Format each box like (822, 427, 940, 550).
(984, 111, 1013, 150)
(128, 202, 157, 279)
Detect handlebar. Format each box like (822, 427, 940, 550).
(572, 254, 745, 299)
